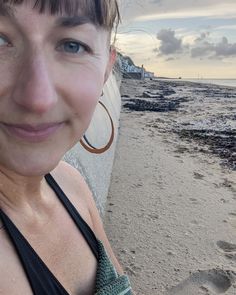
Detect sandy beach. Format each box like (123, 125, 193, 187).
(104, 78, 236, 294)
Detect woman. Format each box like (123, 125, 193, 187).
(0, 0, 132, 294)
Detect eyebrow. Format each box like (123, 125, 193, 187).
(55, 15, 93, 28)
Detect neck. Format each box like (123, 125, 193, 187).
(0, 165, 48, 213)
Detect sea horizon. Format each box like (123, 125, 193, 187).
(173, 78, 236, 88)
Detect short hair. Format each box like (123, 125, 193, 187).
(2, 0, 121, 32)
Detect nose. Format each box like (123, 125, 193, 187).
(12, 52, 57, 114)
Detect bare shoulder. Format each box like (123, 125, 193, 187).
(50, 161, 95, 229)
(52, 161, 91, 200)
(51, 161, 124, 274)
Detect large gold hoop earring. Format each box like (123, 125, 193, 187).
(80, 101, 115, 154)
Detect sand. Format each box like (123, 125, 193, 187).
(103, 78, 236, 295)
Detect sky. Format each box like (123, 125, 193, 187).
(116, 0, 236, 78)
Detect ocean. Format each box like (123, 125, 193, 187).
(182, 79, 236, 88)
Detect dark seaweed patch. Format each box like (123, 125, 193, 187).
(123, 96, 188, 113)
(177, 129, 236, 170)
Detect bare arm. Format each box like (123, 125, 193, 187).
(86, 187, 124, 275)
(53, 161, 124, 275)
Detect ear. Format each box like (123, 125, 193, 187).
(104, 45, 117, 84)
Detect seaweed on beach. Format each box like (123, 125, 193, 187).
(176, 129, 236, 170)
(189, 85, 236, 99)
(121, 78, 236, 170)
(148, 85, 177, 96)
(123, 96, 188, 113)
(123, 98, 179, 112)
(122, 79, 190, 112)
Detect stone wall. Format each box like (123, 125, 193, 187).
(64, 73, 121, 215)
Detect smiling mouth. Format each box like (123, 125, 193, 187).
(1, 122, 65, 142)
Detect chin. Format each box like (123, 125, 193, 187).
(18, 161, 59, 177)
(0, 150, 64, 177)
(0, 130, 78, 177)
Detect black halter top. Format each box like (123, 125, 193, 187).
(0, 174, 132, 295)
(0, 174, 98, 294)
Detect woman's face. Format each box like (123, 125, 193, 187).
(0, 2, 116, 176)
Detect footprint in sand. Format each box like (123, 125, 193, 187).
(217, 240, 236, 261)
(217, 240, 236, 253)
(224, 213, 236, 229)
(189, 197, 200, 205)
(193, 172, 205, 180)
(167, 269, 236, 294)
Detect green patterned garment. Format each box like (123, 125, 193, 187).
(95, 240, 132, 295)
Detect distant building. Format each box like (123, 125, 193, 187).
(144, 71, 155, 78)
(116, 52, 155, 80)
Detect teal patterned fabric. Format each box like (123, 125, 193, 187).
(95, 240, 132, 295)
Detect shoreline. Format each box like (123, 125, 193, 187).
(154, 78, 236, 89)
(104, 78, 236, 294)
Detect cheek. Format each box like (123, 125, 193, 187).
(0, 57, 19, 90)
(58, 67, 104, 123)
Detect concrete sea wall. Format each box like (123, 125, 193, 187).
(64, 73, 121, 214)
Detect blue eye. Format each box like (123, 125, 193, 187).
(0, 35, 8, 46)
(58, 40, 90, 54)
(63, 41, 84, 53)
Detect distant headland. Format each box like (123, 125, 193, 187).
(115, 52, 182, 80)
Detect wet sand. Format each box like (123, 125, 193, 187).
(103, 78, 236, 294)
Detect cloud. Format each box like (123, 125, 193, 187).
(118, 0, 236, 21)
(194, 32, 210, 42)
(153, 29, 236, 60)
(191, 42, 214, 58)
(215, 37, 236, 56)
(165, 57, 176, 61)
(216, 24, 236, 30)
(149, 0, 162, 3)
(156, 29, 183, 55)
(135, 5, 236, 21)
(191, 35, 236, 58)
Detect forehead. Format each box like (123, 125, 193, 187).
(0, 1, 111, 48)
(0, 0, 101, 24)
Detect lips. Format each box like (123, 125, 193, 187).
(1, 122, 64, 142)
